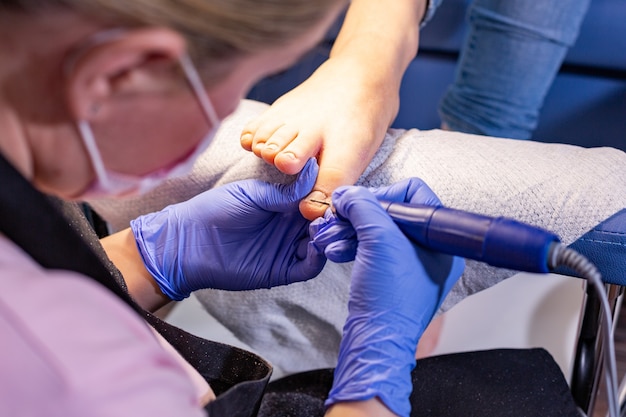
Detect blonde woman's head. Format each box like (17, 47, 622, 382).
(1, 0, 344, 66)
(0, 0, 345, 199)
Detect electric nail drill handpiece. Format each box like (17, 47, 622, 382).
(378, 200, 561, 273)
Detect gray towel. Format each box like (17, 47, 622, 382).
(88, 99, 626, 375)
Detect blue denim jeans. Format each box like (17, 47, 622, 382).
(439, 0, 590, 139)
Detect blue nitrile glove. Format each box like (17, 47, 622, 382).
(311, 178, 443, 263)
(130, 159, 327, 301)
(311, 180, 465, 417)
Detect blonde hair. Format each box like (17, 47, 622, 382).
(2, 0, 343, 60)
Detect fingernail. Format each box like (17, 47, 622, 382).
(265, 143, 278, 152)
(240, 133, 252, 143)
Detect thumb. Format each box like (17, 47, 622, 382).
(254, 158, 319, 212)
(332, 186, 397, 237)
(371, 177, 442, 206)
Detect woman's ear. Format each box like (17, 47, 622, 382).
(64, 27, 187, 122)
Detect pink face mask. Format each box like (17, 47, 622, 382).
(73, 48, 221, 199)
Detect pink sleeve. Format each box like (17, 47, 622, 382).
(0, 237, 207, 417)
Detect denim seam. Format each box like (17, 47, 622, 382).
(588, 230, 626, 237)
(577, 238, 626, 247)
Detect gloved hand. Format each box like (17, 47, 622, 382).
(311, 179, 465, 417)
(130, 159, 327, 301)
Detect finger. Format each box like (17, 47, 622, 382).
(332, 186, 397, 239)
(287, 239, 328, 284)
(254, 158, 319, 211)
(311, 216, 357, 262)
(308, 209, 344, 251)
(308, 210, 335, 237)
(311, 217, 355, 245)
(324, 240, 358, 263)
(370, 178, 441, 206)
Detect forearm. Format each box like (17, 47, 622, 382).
(325, 398, 398, 417)
(331, 0, 427, 90)
(101, 228, 171, 312)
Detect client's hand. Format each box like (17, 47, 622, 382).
(130, 159, 326, 301)
(240, 56, 398, 221)
(312, 180, 465, 417)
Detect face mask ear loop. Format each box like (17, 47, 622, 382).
(66, 29, 131, 193)
(178, 53, 221, 129)
(76, 120, 114, 190)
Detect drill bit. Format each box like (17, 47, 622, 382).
(308, 199, 330, 206)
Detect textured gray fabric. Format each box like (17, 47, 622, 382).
(88, 99, 626, 375)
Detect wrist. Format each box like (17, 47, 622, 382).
(326, 315, 420, 417)
(129, 215, 190, 303)
(325, 397, 398, 417)
(101, 228, 174, 311)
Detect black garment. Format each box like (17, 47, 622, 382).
(259, 348, 581, 417)
(0, 153, 581, 416)
(0, 153, 270, 417)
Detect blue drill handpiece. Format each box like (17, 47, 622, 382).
(379, 200, 561, 273)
